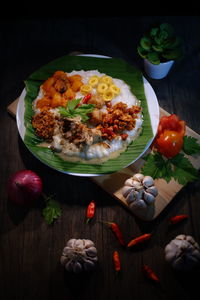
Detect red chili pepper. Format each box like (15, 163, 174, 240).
(169, 214, 188, 224)
(82, 93, 92, 104)
(113, 250, 121, 273)
(127, 233, 152, 248)
(101, 221, 126, 246)
(143, 265, 160, 283)
(86, 200, 95, 223)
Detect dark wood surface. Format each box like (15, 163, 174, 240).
(1, 16, 200, 300)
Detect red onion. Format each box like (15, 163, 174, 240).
(6, 170, 43, 205)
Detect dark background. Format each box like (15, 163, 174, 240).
(0, 16, 200, 300)
(1, 16, 200, 132)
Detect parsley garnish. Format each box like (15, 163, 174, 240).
(42, 194, 62, 225)
(58, 98, 94, 122)
(142, 135, 200, 185)
(183, 136, 200, 155)
(142, 152, 173, 183)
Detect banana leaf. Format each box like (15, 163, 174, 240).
(23, 55, 153, 175)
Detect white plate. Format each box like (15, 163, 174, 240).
(16, 55, 159, 176)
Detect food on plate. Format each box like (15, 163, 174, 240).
(60, 238, 98, 273)
(31, 70, 143, 164)
(164, 234, 200, 271)
(122, 173, 158, 212)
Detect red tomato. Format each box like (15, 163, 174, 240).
(155, 130, 184, 158)
(158, 114, 186, 137)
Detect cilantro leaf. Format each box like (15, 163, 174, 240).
(142, 152, 173, 182)
(42, 195, 62, 225)
(58, 106, 72, 118)
(67, 98, 82, 111)
(75, 104, 95, 122)
(170, 153, 199, 185)
(58, 98, 94, 122)
(183, 136, 200, 155)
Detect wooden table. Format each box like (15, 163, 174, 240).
(1, 17, 200, 300)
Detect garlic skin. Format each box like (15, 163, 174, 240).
(164, 234, 200, 271)
(60, 239, 98, 273)
(122, 173, 158, 212)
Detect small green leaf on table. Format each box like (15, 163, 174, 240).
(42, 194, 62, 225)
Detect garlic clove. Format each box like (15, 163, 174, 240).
(85, 246, 97, 257)
(73, 261, 83, 274)
(186, 235, 196, 245)
(74, 239, 84, 249)
(172, 256, 183, 270)
(124, 178, 134, 187)
(63, 246, 72, 255)
(65, 260, 74, 272)
(146, 186, 158, 197)
(126, 190, 136, 204)
(129, 199, 147, 210)
(132, 173, 145, 182)
(134, 190, 143, 201)
(88, 256, 98, 262)
(83, 259, 95, 271)
(142, 176, 154, 188)
(122, 186, 134, 198)
(143, 192, 155, 205)
(67, 239, 76, 248)
(165, 243, 179, 261)
(132, 180, 143, 190)
(84, 239, 95, 248)
(60, 255, 68, 266)
(176, 234, 186, 241)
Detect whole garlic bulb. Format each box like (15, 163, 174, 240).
(164, 234, 200, 271)
(122, 173, 158, 212)
(60, 239, 98, 274)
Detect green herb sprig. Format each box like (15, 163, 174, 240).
(142, 135, 200, 185)
(58, 98, 94, 122)
(42, 194, 62, 225)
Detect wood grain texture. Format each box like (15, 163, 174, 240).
(1, 16, 200, 300)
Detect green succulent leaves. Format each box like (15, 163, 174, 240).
(137, 23, 183, 65)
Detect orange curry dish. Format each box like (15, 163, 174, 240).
(36, 71, 83, 111)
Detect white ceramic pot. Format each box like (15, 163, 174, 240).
(144, 59, 174, 79)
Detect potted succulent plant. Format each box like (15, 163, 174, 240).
(137, 23, 183, 79)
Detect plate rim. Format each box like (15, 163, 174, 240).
(16, 55, 160, 177)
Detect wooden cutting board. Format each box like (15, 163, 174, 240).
(8, 99, 200, 221)
(92, 110, 200, 221)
